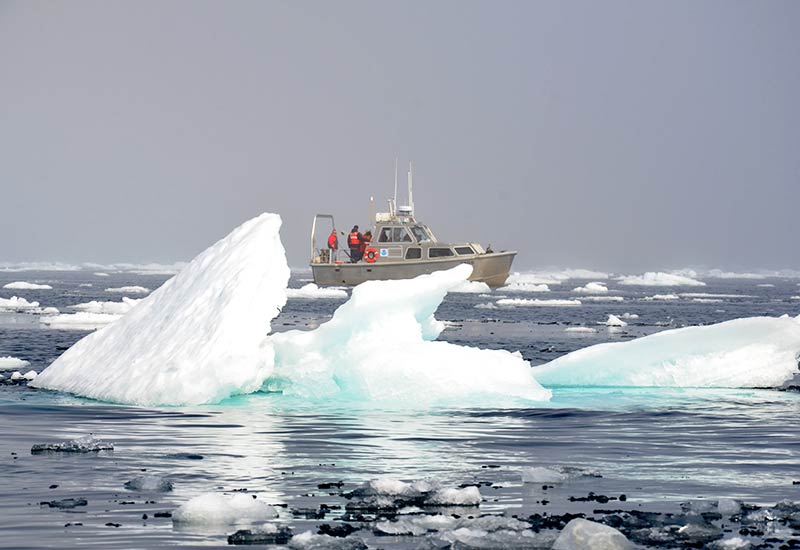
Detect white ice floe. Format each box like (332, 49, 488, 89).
(498, 282, 551, 293)
(617, 272, 705, 287)
(2, 281, 53, 290)
(269, 264, 551, 404)
(506, 269, 609, 286)
(93, 272, 110, 277)
(0, 356, 29, 370)
(643, 293, 680, 301)
(105, 285, 151, 294)
(535, 314, 800, 388)
(40, 312, 122, 329)
(620, 312, 639, 319)
(554, 518, 633, 550)
(692, 298, 723, 303)
(572, 282, 608, 294)
(426, 486, 482, 506)
(285, 283, 348, 299)
(703, 269, 766, 280)
(603, 314, 627, 327)
(565, 327, 598, 333)
(448, 280, 492, 293)
(34, 214, 551, 407)
(474, 302, 498, 310)
(79, 283, 93, 287)
(172, 493, 278, 525)
(0, 296, 40, 311)
(680, 293, 755, 299)
(70, 297, 142, 315)
(757, 283, 775, 288)
(496, 298, 581, 307)
(34, 213, 290, 406)
(792, 296, 800, 300)
(124, 475, 173, 492)
(580, 296, 625, 302)
(22, 370, 38, 380)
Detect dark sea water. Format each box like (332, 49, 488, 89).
(1, 270, 799, 549)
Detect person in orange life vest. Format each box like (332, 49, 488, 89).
(348, 225, 363, 262)
(360, 230, 372, 255)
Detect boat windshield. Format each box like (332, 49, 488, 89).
(410, 225, 431, 243)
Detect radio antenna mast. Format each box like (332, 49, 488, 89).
(407, 161, 414, 216)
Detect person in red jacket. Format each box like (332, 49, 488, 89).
(348, 225, 363, 262)
(360, 230, 372, 256)
(327, 229, 338, 250)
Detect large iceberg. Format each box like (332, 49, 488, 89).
(535, 315, 800, 388)
(34, 213, 550, 407)
(33, 213, 290, 406)
(267, 264, 550, 404)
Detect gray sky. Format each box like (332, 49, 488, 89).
(1, 0, 798, 271)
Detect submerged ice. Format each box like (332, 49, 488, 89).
(34, 213, 550, 406)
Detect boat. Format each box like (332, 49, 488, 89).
(309, 163, 516, 287)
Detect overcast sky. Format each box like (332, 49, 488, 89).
(1, 1, 798, 271)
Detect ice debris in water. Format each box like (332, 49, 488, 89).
(345, 478, 481, 511)
(3, 281, 53, 290)
(521, 465, 601, 484)
(553, 518, 633, 550)
(35, 213, 549, 407)
(286, 283, 348, 299)
(105, 285, 150, 294)
(40, 311, 123, 329)
(0, 296, 41, 311)
(172, 493, 278, 525)
(124, 475, 173, 492)
(496, 298, 582, 307)
(499, 282, 551, 293)
(269, 264, 551, 404)
(448, 279, 491, 293)
(603, 314, 628, 327)
(535, 314, 800, 388)
(70, 297, 141, 315)
(0, 356, 29, 370)
(565, 326, 598, 333)
(288, 531, 367, 550)
(228, 525, 293, 545)
(34, 213, 291, 406)
(617, 271, 705, 287)
(31, 434, 113, 453)
(572, 281, 608, 294)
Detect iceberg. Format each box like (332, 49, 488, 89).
(617, 272, 705, 287)
(33, 213, 290, 406)
(535, 315, 800, 388)
(268, 264, 551, 404)
(35, 213, 549, 407)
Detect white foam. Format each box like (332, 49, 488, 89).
(70, 297, 142, 315)
(172, 493, 277, 525)
(34, 213, 290, 406)
(0, 356, 29, 370)
(618, 272, 705, 287)
(0, 296, 40, 311)
(572, 282, 608, 294)
(105, 286, 150, 294)
(2, 281, 53, 290)
(448, 280, 491, 293)
(286, 283, 348, 299)
(535, 315, 800, 388)
(269, 265, 551, 404)
(496, 298, 581, 307)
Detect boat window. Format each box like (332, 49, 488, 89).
(455, 246, 475, 255)
(378, 227, 392, 243)
(392, 227, 412, 242)
(405, 247, 422, 260)
(410, 225, 430, 242)
(428, 247, 455, 258)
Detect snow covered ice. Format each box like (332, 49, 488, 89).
(573, 281, 608, 294)
(70, 297, 141, 315)
(535, 314, 800, 388)
(617, 271, 705, 287)
(172, 492, 278, 525)
(496, 298, 582, 307)
(0, 356, 30, 370)
(105, 285, 150, 294)
(0, 296, 41, 311)
(553, 518, 633, 550)
(2, 281, 53, 290)
(40, 311, 122, 329)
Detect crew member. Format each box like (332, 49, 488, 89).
(327, 229, 338, 250)
(360, 230, 372, 256)
(348, 225, 363, 262)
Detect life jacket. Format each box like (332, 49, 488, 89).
(348, 231, 361, 247)
(327, 233, 338, 248)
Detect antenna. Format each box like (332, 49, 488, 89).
(407, 161, 414, 215)
(393, 157, 398, 209)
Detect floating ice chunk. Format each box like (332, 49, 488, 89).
(22, 370, 37, 380)
(709, 537, 751, 550)
(554, 518, 633, 550)
(34, 213, 290, 406)
(17, 283, 54, 294)
(791, 295, 800, 300)
(40, 311, 122, 329)
(618, 272, 705, 287)
(535, 315, 800, 388)
(124, 475, 173, 492)
(580, 296, 625, 302)
(228, 525, 293, 545)
(288, 531, 367, 550)
(427, 486, 481, 506)
(757, 283, 775, 288)
(0, 296, 40, 311)
(565, 327, 598, 333)
(496, 298, 581, 307)
(681, 293, 755, 299)
(70, 297, 142, 315)
(521, 466, 568, 483)
(499, 282, 551, 293)
(692, 298, 723, 303)
(573, 282, 608, 294)
(94, 272, 110, 277)
(621, 312, 639, 319)
(474, 302, 498, 310)
(508, 269, 608, 285)
(172, 493, 278, 525)
(285, 283, 348, 299)
(449, 280, 492, 293)
(31, 434, 113, 453)
(704, 269, 766, 280)
(643, 293, 680, 301)
(604, 314, 627, 327)
(79, 283, 93, 287)
(269, 265, 551, 404)
(438, 526, 547, 549)
(105, 285, 150, 294)
(716, 498, 742, 515)
(0, 356, 29, 370)
(10, 371, 23, 381)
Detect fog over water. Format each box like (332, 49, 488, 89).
(1, 1, 798, 270)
